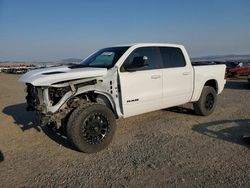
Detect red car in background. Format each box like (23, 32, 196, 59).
(226, 62, 250, 77)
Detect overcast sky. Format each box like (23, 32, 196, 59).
(0, 0, 250, 61)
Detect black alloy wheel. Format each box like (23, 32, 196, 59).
(81, 113, 110, 145)
(193, 86, 217, 116)
(205, 93, 214, 111)
(67, 103, 116, 153)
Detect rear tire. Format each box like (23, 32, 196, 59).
(193, 86, 217, 116)
(67, 103, 116, 153)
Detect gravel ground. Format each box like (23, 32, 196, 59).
(0, 73, 250, 187)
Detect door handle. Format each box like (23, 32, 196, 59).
(182, 72, 191, 76)
(151, 75, 161, 79)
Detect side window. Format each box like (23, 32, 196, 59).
(121, 47, 162, 72)
(160, 47, 186, 68)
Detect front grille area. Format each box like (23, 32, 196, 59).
(48, 86, 70, 105)
(26, 84, 40, 111)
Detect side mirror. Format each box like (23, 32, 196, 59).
(122, 56, 149, 72)
(133, 56, 148, 67)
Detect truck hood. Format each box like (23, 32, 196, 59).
(19, 66, 108, 86)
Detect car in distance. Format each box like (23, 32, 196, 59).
(19, 43, 226, 153)
(227, 62, 250, 77)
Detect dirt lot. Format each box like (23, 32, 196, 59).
(0, 73, 249, 187)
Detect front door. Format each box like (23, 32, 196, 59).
(119, 47, 163, 117)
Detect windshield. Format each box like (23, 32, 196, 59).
(72, 47, 129, 69)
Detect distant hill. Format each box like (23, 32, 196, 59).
(60, 58, 82, 64)
(191, 54, 250, 62)
(1, 54, 250, 65)
(0, 58, 83, 66)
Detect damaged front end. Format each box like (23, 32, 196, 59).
(25, 83, 72, 127)
(26, 84, 41, 111)
(22, 66, 123, 129)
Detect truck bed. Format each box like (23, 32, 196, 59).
(191, 64, 226, 102)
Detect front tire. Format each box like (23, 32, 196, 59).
(193, 86, 217, 116)
(67, 103, 116, 153)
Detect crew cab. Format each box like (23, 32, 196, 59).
(19, 43, 226, 153)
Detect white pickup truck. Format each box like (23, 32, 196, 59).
(19, 43, 226, 153)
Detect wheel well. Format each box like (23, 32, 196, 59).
(69, 92, 115, 114)
(95, 94, 113, 111)
(204, 80, 218, 93)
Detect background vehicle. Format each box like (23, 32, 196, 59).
(19, 43, 226, 153)
(192, 61, 225, 66)
(225, 61, 239, 77)
(226, 62, 250, 77)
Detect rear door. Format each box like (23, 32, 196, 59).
(159, 47, 193, 107)
(119, 47, 163, 117)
